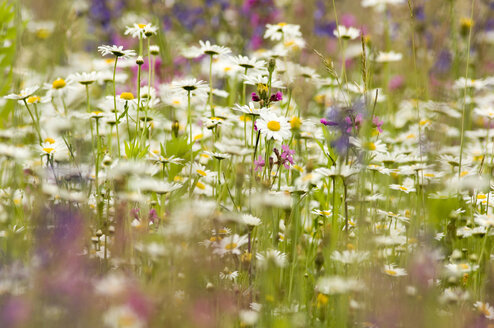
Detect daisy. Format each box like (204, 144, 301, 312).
(219, 270, 239, 281)
(256, 249, 288, 268)
(4, 86, 39, 101)
(231, 55, 266, 71)
(383, 264, 407, 277)
(172, 78, 209, 97)
(240, 214, 262, 227)
(67, 71, 100, 85)
(124, 23, 158, 39)
(213, 234, 248, 256)
(198, 40, 231, 57)
(350, 137, 388, 154)
(333, 25, 360, 40)
(316, 276, 363, 295)
(331, 250, 369, 264)
(474, 214, 494, 228)
(375, 51, 403, 63)
(256, 111, 291, 142)
(98, 45, 136, 59)
(232, 102, 264, 116)
(474, 301, 494, 320)
(389, 178, 416, 193)
(264, 23, 302, 41)
(243, 74, 286, 89)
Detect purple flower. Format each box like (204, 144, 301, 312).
(251, 92, 261, 102)
(254, 155, 265, 171)
(269, 91, 283, 102)
(372, 116, 384, 133)
(281, 145, 295, 169)
(320, 118, 338, 126)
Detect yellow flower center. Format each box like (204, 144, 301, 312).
(194, 134, 203, 141)
(172, 100, 181, 105)
(365, 142, 377, 151)
(290, 116, 302, 129)
(27, 96, 40, 104)
(478, 194, 487, 200)
(424, 173, 435, 177)
(225, 243, 237, 250)
(399, 186, 408, 191)
(120, 92, 134, 100)
(44, 138, 56, 144)
(196, 182, 206, 190)
(52, 78, 66, 89)
(138, 23, 147, 28)
(459, 263, 470, 270)
(267, 120, 281, 131)
(43, 147, 54, 154)
(460, 171, 469, 177)
(196, 169, 207, 177)
(278, 22, 287, 27)
(385, 269, 397, 276)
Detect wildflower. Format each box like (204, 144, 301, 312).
(315, 276, 364, 294)
(474, 214, 494, 228)
(172, 78, 208, 97)
(198, 40, 231, 57)
(254, 155, 265, 172)
(120, 92, 135, 101)
(232, 55, 266, 70)
(98, 45, 136, 59)
(333, 25, 360, 40)
(240, 214, 262, 227)
(331, 250, 369, 264)
(264, 23, 302, 41)
(372, 116, 384, 133)
(256, 249, 288, 268)
(256, 111, 291, 142)
(269, 91, 283, 102)
(67, 71, 100, 85)
(213, 234, 248, 256)
(383, 264, 407, 277)
(124, 23, 158, 39)
(233, 102, 263, 116)
(474, 301, 494, 320)
(375, 51, 403, 62)
(4, 86, 39, 101)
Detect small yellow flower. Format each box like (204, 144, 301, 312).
(290, 116, 302, 130)
(120, 92, 134, 100)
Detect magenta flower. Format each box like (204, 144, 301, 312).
(269, 91, 283, 102)
(251, 92, 260, 102)
(254, 155, 265, 171)
(372, 116, 384, 133)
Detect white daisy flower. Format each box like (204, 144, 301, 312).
(474, 301, 494, 320)
(4, 86, 39, 101)
(333, 25, 360, 40)
(213, 234, 248, 256)
(98, 45, 136, 59)
(256, 111, 291, 142)
(264, 23, 302, 41)
(375, 51, 403, 62)
(124, 23, 158, 39)
(383, 264, 407, 277)
(199, 40, 231, 56)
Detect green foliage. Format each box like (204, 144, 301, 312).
(0, 1, 17, 126)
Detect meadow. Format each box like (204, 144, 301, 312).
(1, 0, 494, 327)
